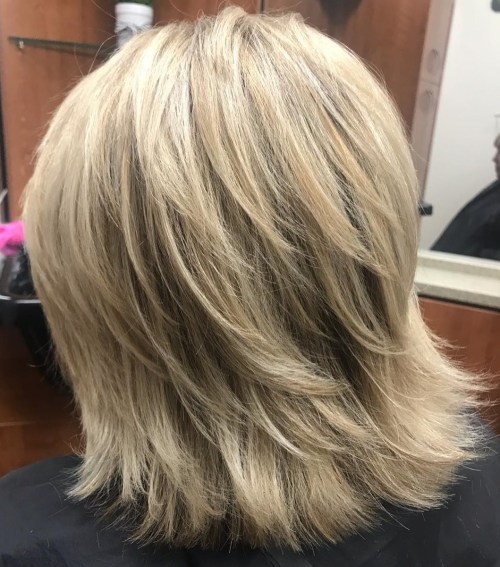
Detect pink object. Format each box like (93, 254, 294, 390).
(0, 221, 25, 256)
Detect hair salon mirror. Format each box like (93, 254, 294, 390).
(413, 0, 500, 307)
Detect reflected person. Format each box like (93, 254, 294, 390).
(432, 134, 500, 259)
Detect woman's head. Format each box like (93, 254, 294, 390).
(24, 7, 478, 549)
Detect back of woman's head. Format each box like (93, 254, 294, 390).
(24, 7, 479, 549)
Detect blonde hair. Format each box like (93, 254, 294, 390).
(24, 7, 480, 550)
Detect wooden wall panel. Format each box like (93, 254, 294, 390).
(339, 0, 432, 130)
(420, 297, 500, 434)
(263, 0, 432, 129)
(0, 0, 116, 220)
(264, 0, 340, 34)
(0, 328, 80, 476)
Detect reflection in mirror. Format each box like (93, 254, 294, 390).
(416, 0, 500, 262)
(430, 136, 500, 260)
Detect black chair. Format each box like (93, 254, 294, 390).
(0, 249, 66, 390)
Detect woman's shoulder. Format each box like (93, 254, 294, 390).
(0, 456, 274, 566)
(0, 456, 82, 562)
(0, 454, 81, 534)
(361, 431, 500, 564)
(1, 438, 499, 566)
(0, 455, 164, 566)
(0, 454, 79, 491)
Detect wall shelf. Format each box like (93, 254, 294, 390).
(8, 36, 115, 58)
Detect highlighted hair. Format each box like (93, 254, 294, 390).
(25, 7, 480, 549)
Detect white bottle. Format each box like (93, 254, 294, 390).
(115, 2, 154, 48)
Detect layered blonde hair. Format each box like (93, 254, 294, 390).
(24, 7, 480, 549)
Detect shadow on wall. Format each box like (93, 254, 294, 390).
(320, 0, 363, 33)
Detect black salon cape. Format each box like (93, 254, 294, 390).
(432, 180, 500, 260)
(1, 436, 500, 567)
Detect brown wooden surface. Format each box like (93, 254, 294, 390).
(264, 0, 432, 129)
(0, 0, 116, 220)
(0, 328, 79, 476)
(420, 297, 500, 434)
